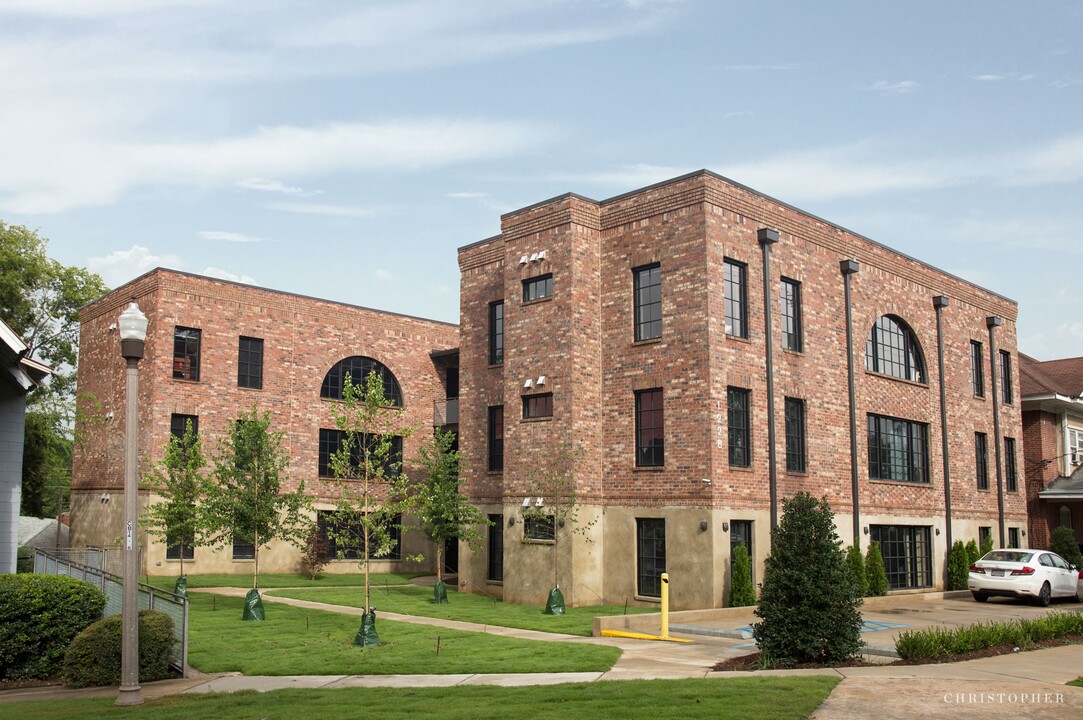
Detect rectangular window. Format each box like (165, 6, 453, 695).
(723, 259, 748, 338)
(317, 510, 402, 561)
(970, 341, 984, 397)
(170, 413, 198, 440)
(978, 527, 992, 550)
(522, 393, 553, 419)
(488, 301, 504, 365)
(784, 397, 806, 473)
(780, 278, 802, 352)
(635, 388, 664, 467)
(522, 274, 553, 302)
(1007, 527, 1020, 549)
(1070, 428, 1083, 468)
(173, 326, 201, 381)
(636, 518, 666, 598)
(1004, 437, 1017, 492)
(318, 428, 403, 479)
(165, 531, 194, 560)
(487, 514, 503, 582)
(866, 413, 929, 484)
(488, 406, 504, 471)
(870, 525, 932, 589)
(237, 336, 263, 389)
(727, 387, 751, 467)
(730, 519, 753, 583)
(524, 515, 555, 541)
(633, 264, 662, 341)
(232, 535, 255, 560)
(999, 350, 1012, 404)
(975, 432, 989, 490)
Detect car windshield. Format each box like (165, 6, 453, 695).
(983, 551, 1033, 563)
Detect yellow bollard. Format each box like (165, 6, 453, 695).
(660, 572, 670, 639)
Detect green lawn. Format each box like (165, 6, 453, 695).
(186, 592, 620, 675)
(1070, 677, 1083, 688)
(271, 585, 653, 637)
(6, 677, 841, 720)
(145, 571, 424, 591)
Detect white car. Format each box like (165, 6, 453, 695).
(968, 549, 1081, 606)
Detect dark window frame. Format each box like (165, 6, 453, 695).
(730, 519, 754, 584)
(723, 259, 748, 339)
(524, 515, 555, 542)
(780, 277, 802, 352)
(487, 514, 504, 582)
(633, 263, 662, 341)
(970, 340, 984, 397)
(318, 428, 404, 480)
(316, 509, 402, 561)
(488, 405, 504, 472)
(1007, 527, 1020, 549)
(522, 274, 553, 302)
(866, 413, 929, 484)
(865, 315, 926, 383)
(636, 518, 667, 598)
(999, 350, 1013, 404)
(488, 301, 504, 365)
(232, 535, 255, 560)
(165, 531, 195, 560)
(172, 326, 201, 381)
(237, 336, 264, 389)
(869, 525, 933, 589)
(1004, 436, 1017, 492)
(727, 387, 751, 467)
(784, 397, 806, 473)
(522, 393, 553, 419)
(635, 388, 664, 467)
(975, 432, 989, 491)
(320, 356, 402, 406)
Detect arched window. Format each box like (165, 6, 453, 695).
(320, 356, 402, 406)
(865, 315, 926, 383)
(1061, 505, 1073, 530)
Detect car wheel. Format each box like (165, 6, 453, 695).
(972, 592, 988, 603)
(1036, 582, 1052, 607)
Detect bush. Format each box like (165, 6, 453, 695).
(865, 541, 889, 596)
(752, 493, 863, 666)
(979, 533, 994, 557)
(1049, 526, 1083, 569)
(728, 544, 756, 607)
(846, 545, 868, 597)
(16, 546, 35, 573)
(0, 574, 105, 680)
(965, 539, 980, 566)
(299, 524, 329, 580)
(947, 541, 970, 591)
(63, 611, 176, 688)
(895, 612, 1083, 661)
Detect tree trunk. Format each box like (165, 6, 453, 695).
(436, 544, 443, 583)
(253, 528, 260, 590)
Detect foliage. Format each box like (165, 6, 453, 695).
(409, 427, 490, 585)
(0, 574, 105, 680)
(62, 611, 176, 687)
(4, 678, 842, 720)
(947, 540, 970, 590)
(326, 371, 414, 614)
(202, 406, 311, 590)
(299, 524, 330, 580)
(17, 545, 35, 573)
(845, 544, 868, 597)
(895, 612, 1083, 661)
(20, 410, 72, 517)
(979, 533, 994, 557)
(1049, 526, 1083, 569)
(729, 544, 756, 607)
(965, 539, 981, 565)
(142, 417, 209, 577)
(144, 571, 423, 590)
(752, 493, 864, 666)
(865, 541, 889, 596)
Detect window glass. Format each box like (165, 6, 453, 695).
(727, 387, 750, 467)
(321, 356, 402, 405)
(780, 278, 802, 352)
(723, 259, 747, 338)
(238, 336, 263, 389)
(865, 315, 925, 382)
(975, 433, 988, 490)
(524, 515, 555, 541)
(522, 274, 553, 302)
(173, 327, 201, 381)
(635, 389, 664, 467)
(522, 393, 553, 419)
(487, 514, 504, 581)
(636, 518, 666, 598)
(488, 406, 504, 471)
(784, 397, 806, 473)
(866, 413, 929, 484)
(489, 301, 504, 365)
(633, 264, 662, 341)
(970, 341, 984, 397)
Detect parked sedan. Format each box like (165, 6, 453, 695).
(969, 549, 1081, 606)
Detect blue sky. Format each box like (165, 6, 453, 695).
(1, 1, 1080, 359)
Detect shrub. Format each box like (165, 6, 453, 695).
(16, 546, 35, 573)
(0, 574, 105, 680)
(979, 534, 994, 558)
(895, 612, 1083, 661)
(728, 544, 756, 607)
(1049, 526, 1083, 569)
(299, 524, 329, 580)
(947, 541, 970, 591)
(63, 611, 176, 688)
(965, 539, 980, 566)
(865, 541, 889, 597)
(846, 545, 868, 597)
(752, 493, 863, 666)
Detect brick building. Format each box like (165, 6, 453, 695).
(456, 171, 1025, 609)
(1020, 353, 1083, 550)
(71, 269, 459, 575)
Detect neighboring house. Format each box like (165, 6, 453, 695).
(457, 170, 1025, 609)
(71, 269, 458, 575)
(1020, 352, 1083, 552)
(0, 319, 50, 574)
(19, 515, 70, 552)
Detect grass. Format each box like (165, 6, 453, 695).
(4, 677, 841, 720)
(894, 612, 1083, 660)
(145, 571, 424, 591)
(185, 592, 620, 675)
(271, 585, 653, 637)
(1069, 677, 1083, 688)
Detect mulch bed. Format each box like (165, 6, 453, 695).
(712, 635, 1083, 672)
(0, 677, 64, 691)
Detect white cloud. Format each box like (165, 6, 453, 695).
(721, 64, 799, 72)
(236, 178, 311, 196)
(448, 191, 490, 199)
(866, 80, 919, 95)
(373, 269, 394, 283)
(87, 245, 182, 287)
(201, 267, 258, 285)
(975, 74, 1006, 81)
(197, 230, 263, 243)
(265, 202, 380, 218)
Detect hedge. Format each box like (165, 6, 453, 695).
(63, 610, 177, 688)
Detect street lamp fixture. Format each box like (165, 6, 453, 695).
(117, 300, 147, 706)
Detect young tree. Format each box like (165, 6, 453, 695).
(729, 544, 756, 607)
(410, 428, 489, 604)
(203, 407, 310, 618)
(978, 533, 994, 558)
(521, 441, 598, 614)
(327, 371, 413, 645)
(141, 419, 208, 594)
(965, 539, 981, 566)
(1049, 526, 1083, 569)
(865, 541, 889, 596)
(752, 493, 863, 666)
(846, 544, 869, 598)
(298, 524, 330, 581)
(946, 540, 970, 591)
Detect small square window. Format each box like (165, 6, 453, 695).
(522, 274, 553, 302)
(522, 393, 553, 419)
(524, 515, 555, 541)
